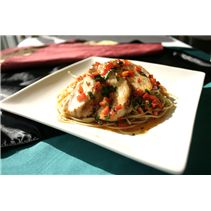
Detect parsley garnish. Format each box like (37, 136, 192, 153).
(94, 75, 105, 82)
(104, 70, 113, 80)
(131, 96, 143, 108)
(101, 86, 116, 97)
(88, 91, 95, 99)
(145, 89, 150, 94)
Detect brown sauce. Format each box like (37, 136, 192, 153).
(96, 106, 176, 135)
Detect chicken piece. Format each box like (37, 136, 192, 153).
(66, 75, 100, 118)
(98, 79, 131, 122)
(117, 62, 152, 92)
(110, 79, 131, 121)
(128, 70, 152, 92)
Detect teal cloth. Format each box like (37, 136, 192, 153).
(1, 134, 165, 175)
(204, 82, 211, 88)
(1, 86, 211, 175)
(183, 85, 211, 174)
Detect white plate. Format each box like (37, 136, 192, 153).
(0, 57, 205, 174)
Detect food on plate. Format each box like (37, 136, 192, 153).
(57, 59, 176, 134)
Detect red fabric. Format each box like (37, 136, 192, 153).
(0, 42, 163, 71)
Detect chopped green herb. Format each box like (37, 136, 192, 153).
(95, 115, 103, 125)
(131, 98, 138, 108)
(145, 89, 150, 94)
(104, 70, 113, 80)
(98, 120, 103, 125)
(138, 72, 146, 77)
(94, 75, 105, 82)
(131, 96, 143, 108)
(101, 85, 116, 97)
(116, 76, 120, 81)
(117, 60, 123, 65)
(88, 91, 95, 99)
(105, 115, 110, 121)
(95, 115, 100, 121)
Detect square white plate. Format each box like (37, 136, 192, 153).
(0, 57, 205, 174)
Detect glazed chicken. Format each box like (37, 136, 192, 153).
(98, 79, 131, 121)
(57, 59, 175, 133)
(66, 75, 100, 118)
(65, 59, 162, 122)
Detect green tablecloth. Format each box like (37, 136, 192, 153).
(1, 85, 211, 175)
(1, 134, 166, 175)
